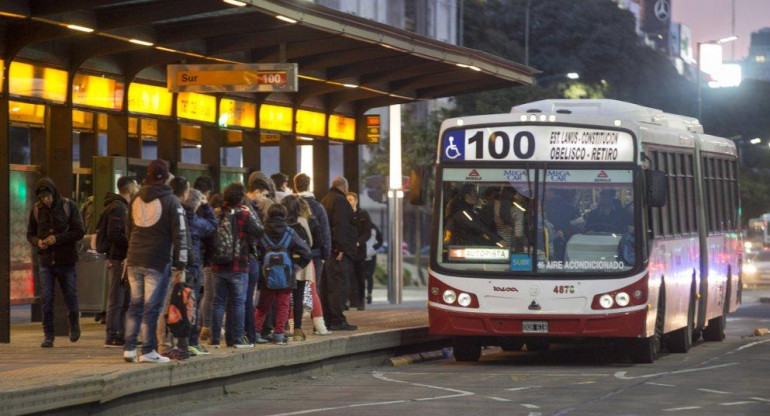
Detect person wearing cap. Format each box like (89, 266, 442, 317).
(122, 159, 189, 364)
(27, 178, 85, 348)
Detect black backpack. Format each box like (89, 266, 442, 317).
(165, 282, 196, 338)
(212, 209, 237, 265)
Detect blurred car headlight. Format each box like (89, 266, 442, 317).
(744, 263, 757, 274)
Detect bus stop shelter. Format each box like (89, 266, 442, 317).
(0, 0, 537, 342)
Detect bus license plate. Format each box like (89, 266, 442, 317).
(522, 321, 549, 333)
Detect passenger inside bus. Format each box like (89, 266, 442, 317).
(443, 184, 505, 247)
(584, 189, 632, 233)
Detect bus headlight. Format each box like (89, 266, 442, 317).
(443, 290, 457, 304)
(599, 294, 614, 309)
(744, 263, 757, 275)
(457, 292, 472, 307)
(615, 292, 630, 307)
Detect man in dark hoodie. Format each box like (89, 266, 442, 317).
(319, 176, 358, 331)
(123, 159, 188, 364)
(103, 176, 139, 347)
(27, 178, 86, 348)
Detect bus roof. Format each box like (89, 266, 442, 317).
(511, 99, 703, 134)
(439, 99, 736, 159)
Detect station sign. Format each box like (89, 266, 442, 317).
(167, 63, 298, 93)
(441, 126, 634, 163)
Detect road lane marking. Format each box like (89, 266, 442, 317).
(663, 406, 702, 412)
(749, 397, 770, 402)
(487, 396, 511, 402)
(614, 362, 738, 380)
(267, 401, 407, 416)
(528, 413, 542, 416)
(719, 401, 755, 406)
(573, 381, 597, 385)
(521, 404, 540, 409)
(263, 373, 473, 416)
(726, 339, 770, 354)
(507, 386, 542, 391)
(373, 372, 475, 402)
(646, 382, 675, 387)
(698, 388, 730, 394)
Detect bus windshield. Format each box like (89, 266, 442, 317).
(437, 167, 636, 275)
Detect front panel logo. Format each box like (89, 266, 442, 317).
(493, 286, 519, 292)
(466, 169, 482, 181)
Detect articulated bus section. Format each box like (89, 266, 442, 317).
(429, 99, 740, 363)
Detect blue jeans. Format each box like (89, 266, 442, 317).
(40, 263, 79, 338)
(124, 266, 170, 354)
(105, 260, 129, 341)
(245, 258, 260, 343)
(212, 270, 248, 343)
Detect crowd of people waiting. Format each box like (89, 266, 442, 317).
(26, 159, 382, 363)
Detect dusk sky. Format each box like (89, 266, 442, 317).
(673, 0, 770, 61)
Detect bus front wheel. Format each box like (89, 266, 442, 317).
(629, 294, 664, 363)
(452, 337, 481, 362)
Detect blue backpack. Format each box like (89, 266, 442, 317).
(261, 230, 295, 290)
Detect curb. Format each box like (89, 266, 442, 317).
(0, 327, 448, 416)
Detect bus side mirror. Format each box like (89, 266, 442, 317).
(646, 170, 667, 208)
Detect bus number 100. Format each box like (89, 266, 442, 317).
(468, 130, 536, 160)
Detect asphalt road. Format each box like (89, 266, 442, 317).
(150, 288, 770, 416)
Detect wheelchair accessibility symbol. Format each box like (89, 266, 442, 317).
(445, 137, 462, 159)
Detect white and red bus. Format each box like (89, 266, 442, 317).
(428, 99, 741, 363)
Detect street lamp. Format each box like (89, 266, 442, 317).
(697, 35, 738, 121)
(535, 72, 580, 87)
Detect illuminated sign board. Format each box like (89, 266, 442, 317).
(9, 101, 45, 125)
(177, 92, 216, 123)
(329, 114, 355, 142)
(72, 74, 124, 110)
(366, 115, 380, 143)
(167, 63, 298, 93)
(219, 98, 256, 129)
(129, 118, 159, 137)
(441, 126, 634, 163)
(296, 109, 326, 137)
(260, 104, 293, 132)
(9, 62, 67, 103)
(128, 83, 172, 116)
(72, 110, 95, 131)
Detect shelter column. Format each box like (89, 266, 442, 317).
(157, 119, 179, 166)
(46, 106, 74, 196)
(279, 133, 297, 178)
(201, 125, 223, 182)
(242, 131, 260, 172)
(107, 114, 128, 157)
(0, 86, 9, 342)
(45, 104, 74, 336)
(313, 138, 329, 197)
(343, 143, 359, 193)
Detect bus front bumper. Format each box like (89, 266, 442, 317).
(428, 303, 648, 338)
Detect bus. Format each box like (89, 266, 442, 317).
(428, 99, 742, 363)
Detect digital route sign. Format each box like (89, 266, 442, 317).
(167, 63, 298, 93)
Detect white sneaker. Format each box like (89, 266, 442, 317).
(123, 349, 138, 363)
(139, 350, 170, 363)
